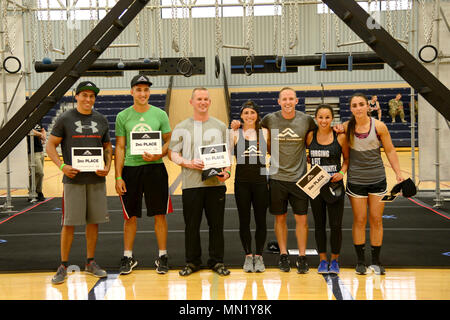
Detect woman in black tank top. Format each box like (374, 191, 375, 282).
(306, 104, 349, 274)
(368, 95, 381, 120)
(230, 100, 269, 273)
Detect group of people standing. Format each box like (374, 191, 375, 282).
(46, 78, 404, 285)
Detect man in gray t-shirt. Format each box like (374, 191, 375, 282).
(169, 87, 232, 277)
(231, 87, 317, 274)
(46, 81, 112, 285)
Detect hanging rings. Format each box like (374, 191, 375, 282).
(177, 57, 193, 77)
(418, 44, 438, 63)
(215, 55, 220, 79)
(2, 56, 22, 74)
(243, 55, 254, 76)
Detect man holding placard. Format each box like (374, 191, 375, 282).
(115, 75, 172, 275)
(46, 81, 112, 284)
(168, 87, 232, 276)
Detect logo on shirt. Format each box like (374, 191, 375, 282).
(278, 128, 299, 138)
(275, 128, 302, 142)
(75, 121, 98, 133)
(242, 145, 262, 157)
(132, 123, 153, 132)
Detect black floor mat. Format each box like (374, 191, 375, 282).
(0, 195, 449, 272)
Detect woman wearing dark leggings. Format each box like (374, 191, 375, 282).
(306, 104, 349, 274)
(230, 100, 269, 273)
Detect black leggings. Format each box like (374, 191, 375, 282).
(310, 193, 344, 255)
(234, 182, 269, 256)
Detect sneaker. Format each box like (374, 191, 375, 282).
(296, 255, 309, 274)
(329, 259, 340, 274)
(355, 262, 367, 275)
(317, 260, 329, 274)
(119, 256, 138, 275)
(51, 265, 67, 285)
(155, 254, 169, 274)
(243, 255, 254, 273)
(37, 192, 45, 202)
(212, 263, 230, 276)
(278, 254, 290, 272)
(368, 264, 386, 275)
(85, 260, 107, 278)
(254, 255, 265, 273)
(179, 263, 200, 276)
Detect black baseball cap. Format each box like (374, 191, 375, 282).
(319, 181, 345, 204)
(131, 74, 152, 88)
(240, 100, 260, 115)
(75, 81, 100, 96)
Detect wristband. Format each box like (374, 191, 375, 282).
(115, 177, 123, 180)
(59, 163, 66, 171)
(339, 170, 345, 175)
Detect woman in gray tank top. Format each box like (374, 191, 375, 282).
(344, 93, 404, 276)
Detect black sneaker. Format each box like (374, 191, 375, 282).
(296, 255, 309, 274)
(278, 254, 291, 272)
(37, 192, 45, 202)
(155, 254, 169, 274)
(119, 256, 138, 275)
(355, 262, 367, 275)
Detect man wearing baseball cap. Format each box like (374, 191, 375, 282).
(46, 80, 112, 284)
(115, 74, 173, 275)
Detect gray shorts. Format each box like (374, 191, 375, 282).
(62, 182, 109, 226)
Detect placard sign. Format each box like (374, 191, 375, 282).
(296, 165, 331, 199)
(198, 143, 231, 170)
(130, 131, 162, 155)
(71, 147, 104, 172)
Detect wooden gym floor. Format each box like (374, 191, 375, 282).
(0, 150, 449, 301)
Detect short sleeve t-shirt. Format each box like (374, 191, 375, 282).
(51, 108, 110, 184)
(261, 110, 317, 182)
(115, 105, 171, 167)
(169, 116, 227, 190)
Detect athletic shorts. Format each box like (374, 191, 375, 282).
(120, 163, 173, 219)
(62, 182, 109, 226)
(269, 179, 309, 215)
(346, 178, 387, 198)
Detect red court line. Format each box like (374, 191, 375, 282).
(407, 197, 450, 220)
(0, 197, 55, 225)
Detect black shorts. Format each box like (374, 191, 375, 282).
(346, 178, 387, 198)
(269, 179, 309, 215)
(120, 163, 172, 219)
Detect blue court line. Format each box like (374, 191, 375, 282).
(88, 272, 120, 300)
(322, 274, 355, 300)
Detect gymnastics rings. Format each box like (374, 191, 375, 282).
(215, 55, 220, 79)
(177, 57, 193, 77)
(243, 55, 254, 76)
(418, 44, 438, 63)
(2, 56, 22, 74)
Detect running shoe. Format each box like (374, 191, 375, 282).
(278, 254, 291, 272)
(328, 259, 340, 274)
(243, 255, 254, 273)
(317, 260, 329, 274)
(119, 256, 138, 275)
(296, 255, 309, 274)
(51, 265, 67, 285)
(254, 255, 266, 273)
(155, 254, 169, 274)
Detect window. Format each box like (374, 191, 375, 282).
(37, 0, 118, 20)
(318, 0, 411, 14)
(161, 0, 280, 19)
